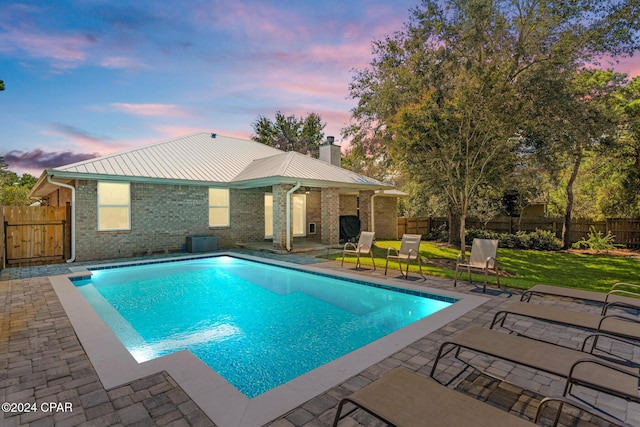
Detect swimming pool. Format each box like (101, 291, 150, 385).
(73, 255, 454, 398)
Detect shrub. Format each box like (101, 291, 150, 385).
(572, 226, 616, 252)
(464, 228, 562, 251)
(525, 229, 562, 251)
(427, 223, 449, 242)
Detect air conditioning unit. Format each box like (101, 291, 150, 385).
(186, 236, 218, 253)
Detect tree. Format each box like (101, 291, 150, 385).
(251, 111, 326, 157)
(0, 79, 4, 91)
(524, 70, 625, 247)
(346, 0, 640, 254)
(0, 158, 38, 206)
(598, 76, 640, 217)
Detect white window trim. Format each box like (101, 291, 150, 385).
(97, 181, 131, 231)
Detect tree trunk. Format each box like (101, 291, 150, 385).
(459, 212, 467, 261)
(447, 209, 459, 246)
(562, 148, 583, 249)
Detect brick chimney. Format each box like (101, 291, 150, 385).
(319, 136, 341, 167)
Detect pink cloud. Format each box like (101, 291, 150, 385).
(151, 125, 206, 138)
(100, 56, 147, 70)
(110, 103, 192, 118)
(0, 26, 92, 69)
(190, 1, 311, 44)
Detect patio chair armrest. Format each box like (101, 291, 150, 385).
(485, 256, 497, 269)
(606, 288, 640, 302)
(456, 253, 465, 264)
(535, 395, 634, 427)
(580, 331, 640, 354)
(566, 358, 640, 395)
(386, 247, 398, 257)
(603, 300, 640, 315)
(343, 242, 357, 250)
(611, 282, 640, 292)
(598, 314, 640, 330)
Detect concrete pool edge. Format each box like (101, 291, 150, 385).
(51, 251, 488, 427)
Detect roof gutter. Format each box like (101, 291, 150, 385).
(47, 175, 76, 263)
(285, 181, 302, 252)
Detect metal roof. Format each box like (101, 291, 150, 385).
(231, 151, 389, 187)
(32, 132, 394, 196)
(50, 133, 283, 182)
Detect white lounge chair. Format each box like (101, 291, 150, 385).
(384, 234, 425, 279)
(454, 238, 500, 292)
(341, 231, 376, 270)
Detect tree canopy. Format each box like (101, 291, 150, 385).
(345, 0, 640, 251)
(251, 111, 326, 157)
(0, 157, 37, 206)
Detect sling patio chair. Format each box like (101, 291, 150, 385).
(341, 231, 376, 271)
(332, 367, 632, 427)
(520, 282, 640, 315)
(430, 325, 640, 424)
(384, 233, 425, 279)
(454, 238, 500, 293)
(490, 301, 640, 349)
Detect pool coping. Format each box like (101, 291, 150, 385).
(51, 251, 488, 427)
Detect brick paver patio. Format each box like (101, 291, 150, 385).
(1, 252, 638, 426)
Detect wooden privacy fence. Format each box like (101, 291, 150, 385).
(398, 216, 640, 247)
(1, 206, 71, 267)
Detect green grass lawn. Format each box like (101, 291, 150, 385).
(326, 239, 640, 293)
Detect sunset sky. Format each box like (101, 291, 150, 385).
(1, 0, 639, 177)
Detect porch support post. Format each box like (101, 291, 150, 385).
(358, 190, 374, 232)
(321, 187, 340, 245)
(272, 184, 289, 250)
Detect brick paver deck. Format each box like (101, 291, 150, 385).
(1, 252, 638, 426)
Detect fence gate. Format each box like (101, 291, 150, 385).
(2, 206, 70, 266)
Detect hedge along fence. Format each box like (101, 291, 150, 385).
(398, 216, 640, 248)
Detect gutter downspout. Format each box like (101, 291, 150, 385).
(48, 175, 76, 263)
(370, 190, 384, 233)
(285, 181, 302, 252)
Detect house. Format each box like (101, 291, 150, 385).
(29, 132, 401, 262)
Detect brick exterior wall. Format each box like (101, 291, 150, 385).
(271, 184, 287, 250)
(358, 190, 374, 232)
(321, 187, 340, 245)
(43, 179, 398, 261)
(339, 195, 358, 216)
(305, 190, 322, 241)
(73, 181, 265, 261)
(373, 196, 399, 239)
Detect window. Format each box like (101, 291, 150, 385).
(264, 194, 273, 238)
(209, 188, 230, 227)
(97, 181, 130, 231)
(292, 194, 306, 236)
(264, 193, 306, 238)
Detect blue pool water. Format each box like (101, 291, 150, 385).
(74, 256, 454, 398)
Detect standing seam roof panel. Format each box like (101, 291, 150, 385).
(47, 133, 390, 187)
